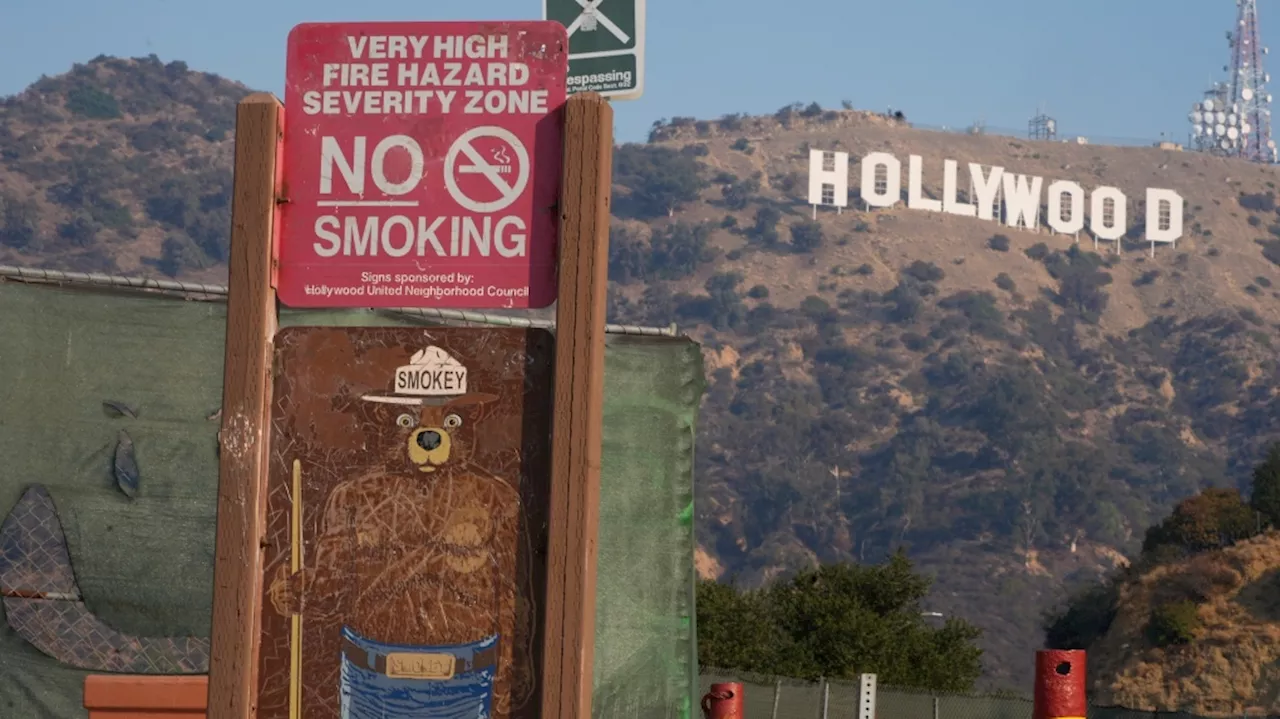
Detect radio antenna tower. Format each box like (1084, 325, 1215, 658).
(1229, 0, 1276, 161)
(1193, 1, 1278, 161)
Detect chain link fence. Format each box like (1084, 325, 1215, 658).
(699, 669, 1032, 719)
(698, 670, 1267, 719)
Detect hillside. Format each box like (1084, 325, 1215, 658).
(1088, 530, 1280, 715)
(6, 57, 1280, 692)
(0, 55, 247, 279)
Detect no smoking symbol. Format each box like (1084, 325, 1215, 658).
(444, 127, 531, 214)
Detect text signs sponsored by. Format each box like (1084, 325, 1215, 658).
(279, 22, 568, 309)
(806, 150, 1185, 244)
(544, 0, 644, 100)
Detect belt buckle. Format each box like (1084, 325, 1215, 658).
(385, 652, 456, 680)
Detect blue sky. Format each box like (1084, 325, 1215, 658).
(0, 0, 1268, 145)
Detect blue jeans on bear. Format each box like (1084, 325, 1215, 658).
(338, 626, 497, 719)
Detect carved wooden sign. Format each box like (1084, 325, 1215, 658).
(255, 326, 553, 719)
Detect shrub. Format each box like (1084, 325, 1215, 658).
(903, 260, 944, 283)
(790, 220, 824, 252)
(722, 173, 760, 210)
(1146, 601, 1201, 646)
(988, 234, 1011, 252)
(747, 206, 781, 246)
(1134, 270, 1160, 286)
(1240, 192, 1276, 212)
(1250, 442, 1280, 527)
(56, 214, 99, 247)
(747, 285, 769, 299)
(65, 86, 122, 119)
(0, 194, 40, 249)
(994, 273, 1016, 291)
(900, 332, 932, 352)
(1256, 239, 1280, 267)
(155, 235, 208, 277)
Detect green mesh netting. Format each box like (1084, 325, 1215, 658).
(0, 280, 702, 719)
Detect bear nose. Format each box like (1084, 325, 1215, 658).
(416, 431, 442, 451)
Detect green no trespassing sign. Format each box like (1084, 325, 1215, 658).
(543, 0, 645, 100)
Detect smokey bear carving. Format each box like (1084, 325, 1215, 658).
(269, 345, 535, 719)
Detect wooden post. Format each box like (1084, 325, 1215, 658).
(206, 92, 284, 719)
(541, 92, 613, 719)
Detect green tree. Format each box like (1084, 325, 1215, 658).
(0, 193, 41, 250)
(1043, 580, 1119, 650)
(612, 145, 706, 220)
(1249, 442, 1280, 527)
(677, 272, 747, 330)
(1141, 487, 1256, 558)
(748, 206, 781, 246)
(1042, 246, 1112, 322)
(695, 581, 781, 672)
(696, 553, 983, 693)
(722, 173, 760, 210)
(155, 236, 209, 277)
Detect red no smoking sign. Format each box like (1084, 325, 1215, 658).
(278, 21, 568, 308)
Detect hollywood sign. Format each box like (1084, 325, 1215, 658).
(807, 150, 1185, 244)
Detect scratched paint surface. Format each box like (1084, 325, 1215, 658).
(257, 327, 553, 719)
(278, 22, 568, 310)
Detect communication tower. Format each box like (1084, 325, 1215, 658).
(1029, 109, 1057, 141)
(1187, 0, 1277, 163)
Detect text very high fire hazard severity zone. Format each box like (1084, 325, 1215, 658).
(299, 34, 553, 116)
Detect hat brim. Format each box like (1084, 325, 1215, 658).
(360, 393, 456, 406)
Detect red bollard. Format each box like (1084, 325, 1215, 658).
(702, 682, 744, 719)
(1034, 650, 1087, 719)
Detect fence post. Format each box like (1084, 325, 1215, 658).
(934, 695, 940, 719)
(771, 679, 781, 719)
(858, 674, 877, 719)
(820, 678, 830, 719)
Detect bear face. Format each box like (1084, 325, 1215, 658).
(356, 393, 499, 473)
